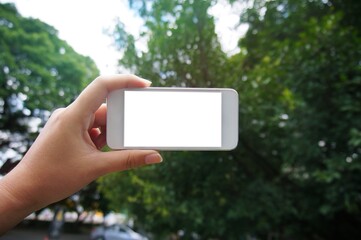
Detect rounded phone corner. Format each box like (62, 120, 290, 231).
(224, 140, 238, 151)
(229, 88, 239, 97)
(106, 137, 118, 150)
(106, 141, 114, 150)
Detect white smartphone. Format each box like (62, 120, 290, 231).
(106, 87, 238, 150)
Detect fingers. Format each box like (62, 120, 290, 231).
(71, 74, 151, 117)
(92, 104, 107, 128)
(96, 150, 163, 174)
(89, 104, 107, 149)
(89, 128, 107, 149)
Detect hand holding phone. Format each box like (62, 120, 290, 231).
(107, 87, 238, 150)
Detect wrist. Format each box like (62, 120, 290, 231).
(0, 164, 43, 234)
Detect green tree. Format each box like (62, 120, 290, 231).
(99, 0, 361, 239)
(117, 0, 226, 87)
(0, 3, 98, 170)
(0, 3, 103, 223)
(235, 0, 361, 238)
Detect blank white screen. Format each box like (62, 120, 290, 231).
(123, 91, 222, 147)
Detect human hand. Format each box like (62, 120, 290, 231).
(0, 74, 162, 234)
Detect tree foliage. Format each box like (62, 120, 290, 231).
(0, 3, 98, 169)
(99, 0, 361, 239)
(0, 3, 103, 219)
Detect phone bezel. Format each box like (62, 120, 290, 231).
(106, 87, 238, 150)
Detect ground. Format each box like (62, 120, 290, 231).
(2, 228, 89, 240)
(1, 221, 92, 240)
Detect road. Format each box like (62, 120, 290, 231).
(1, 228, 89, 240)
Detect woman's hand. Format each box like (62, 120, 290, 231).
(0, 74, 162, 234)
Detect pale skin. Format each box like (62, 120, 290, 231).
(0, 74, 163, 235)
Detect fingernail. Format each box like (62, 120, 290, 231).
(140, 78, 152, 85)
(145, 153, 163, 165)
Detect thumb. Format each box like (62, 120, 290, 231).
(96, 150, 163, 174)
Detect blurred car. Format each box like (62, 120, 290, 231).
(90, 224, 148, 240)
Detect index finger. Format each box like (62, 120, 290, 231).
(71, 74, 151, 116)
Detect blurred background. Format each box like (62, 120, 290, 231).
(0, 0, 360, 239)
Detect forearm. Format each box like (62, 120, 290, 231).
(0, 166, 41, 235)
